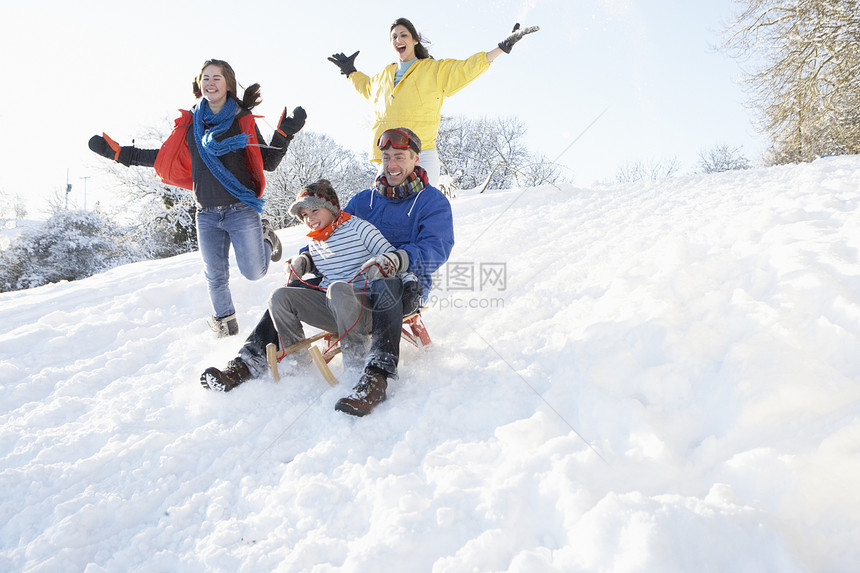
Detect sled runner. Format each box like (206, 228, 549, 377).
(265, 312, 432, 386)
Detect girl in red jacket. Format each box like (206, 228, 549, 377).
(89, 59, 306, 337)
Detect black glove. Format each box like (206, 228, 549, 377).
(498, 23, 540, 54)
(276, 106, 307, 138)
(88, 133, 132, 166)
(327, 51, 359, 77)
(402, 275, 423, 315)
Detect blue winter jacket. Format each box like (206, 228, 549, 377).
(345, 185, 454, 297)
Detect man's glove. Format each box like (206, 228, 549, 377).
(327, 51, 359, 77)
(498, 23, 540, 54)
(285, 253, 313, 282)
(276, 106, 307, 138)
(88, 133, 132, 166)
(360, 250, 409, 281)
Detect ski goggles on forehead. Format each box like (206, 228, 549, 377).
(377, 129, 420, 153)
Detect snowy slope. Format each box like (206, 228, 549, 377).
(2, 157, 859, 572)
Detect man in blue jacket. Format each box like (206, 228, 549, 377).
(201, 127, 454, 417)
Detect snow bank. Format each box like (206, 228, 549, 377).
(2, 157, 859, 572)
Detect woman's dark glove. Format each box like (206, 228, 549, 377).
(88, 133, 132, 166)
(327, 51, 359, 77)
(498, 23, 540, 54)
(277, 106, 307, 138)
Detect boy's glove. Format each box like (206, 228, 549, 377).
(327, 51, 359, 77)
(88, 133, 132, 166)
(498, 23, 540, 54)
(360, 250, 409, 281)
(276, 106, 307, 138)
(285, 253, 313, 281)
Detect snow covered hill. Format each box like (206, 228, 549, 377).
(2, 157, 859, 572)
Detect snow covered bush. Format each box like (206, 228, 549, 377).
(0, 210, 135, 292)
(95, 139, 198, 260)
(126, 186, 197, 260)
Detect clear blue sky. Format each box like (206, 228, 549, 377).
(0, 0, 764, 216)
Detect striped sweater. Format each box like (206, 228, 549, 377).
(307, 216, 393, 288)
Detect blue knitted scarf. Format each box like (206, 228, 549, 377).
(193, 98, 265, 213)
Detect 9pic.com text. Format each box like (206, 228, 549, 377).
(426, 294, 505, 310)
(424, 261, 507, 310)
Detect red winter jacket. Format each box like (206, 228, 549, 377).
(154, 109, 266, 196)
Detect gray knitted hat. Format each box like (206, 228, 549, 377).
(289, 179, 341, 219)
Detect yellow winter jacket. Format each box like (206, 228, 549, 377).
(348, 52, 491, 162)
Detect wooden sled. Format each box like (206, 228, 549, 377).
(265, 312, 432, 386)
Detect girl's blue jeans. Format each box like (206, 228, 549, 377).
(196, 202, 271, 318)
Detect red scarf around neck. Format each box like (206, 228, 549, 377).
(306, 211, 351, 241)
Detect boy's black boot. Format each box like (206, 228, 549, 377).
(200, 358, 252, 392)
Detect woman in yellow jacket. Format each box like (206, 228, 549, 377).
(329, 18, 538, 188)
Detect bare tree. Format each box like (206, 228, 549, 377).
(722, 0, 860, 163)
(437, 115, 567, 193)
(615, 157, 680, 183)
(265, 131, 376, 229)
(0, 188, 7, 229)
(697, 143, 752, 173)
(13, 194, 27, 220)
(0, 189, 30, 229)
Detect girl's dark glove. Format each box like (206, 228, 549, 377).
(498, 23, 540, 54)
(277, 106, 307, 137)
(327, 51, 359, 77)
(88, 133, 132, 166)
